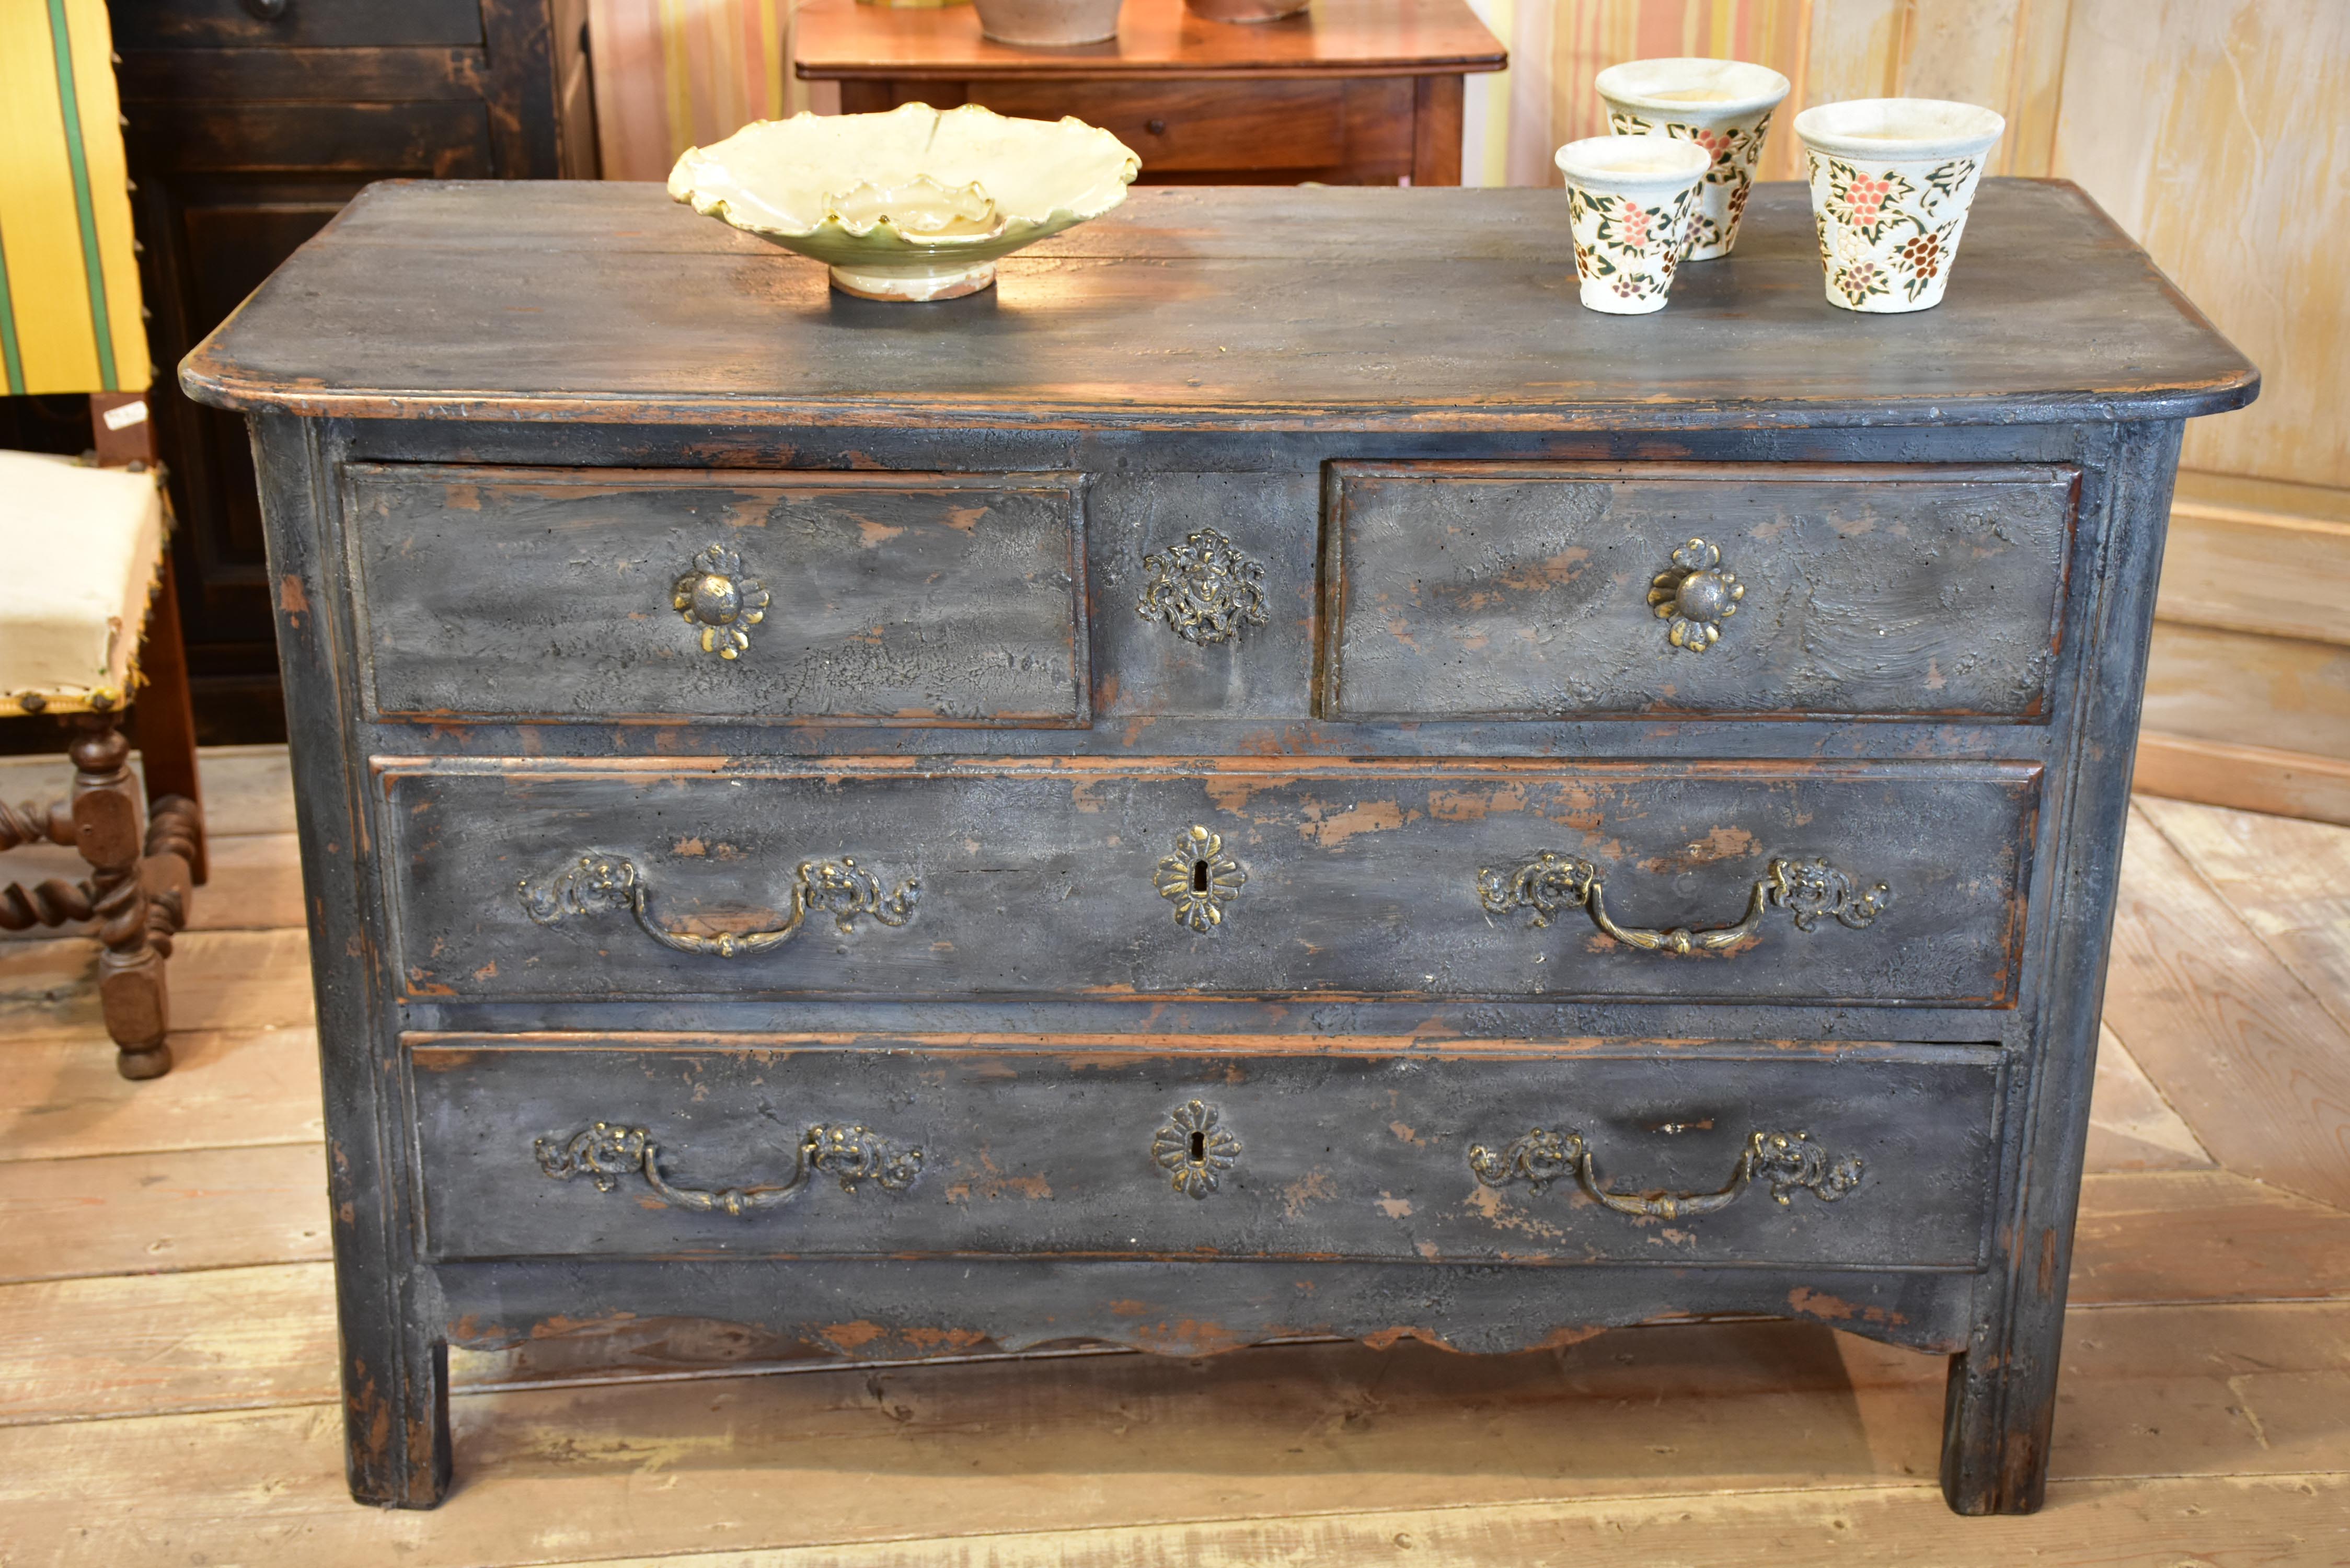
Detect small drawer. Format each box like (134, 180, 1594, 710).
(410, 1036, 2005, 1270)
(128, 102, 494, 176)
(964, 80, 1348, 174)
(346, 465, 1090, 725)
(383, 755, 2037, 1006)
(1321, 462, 2079, 722)
(109, 0, 484, 48)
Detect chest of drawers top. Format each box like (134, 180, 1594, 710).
(185, 179, 2251, 434)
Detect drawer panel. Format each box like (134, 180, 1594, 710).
(128, 102, 493, 176)
(348, 465, 1089, 725)
(965, 80, 1347, 174)
(1322, 462, 2078, 721)
(412, 1038, 2004, 1269)
(111, 0, 483, 48)
(384, 757, 2037, 1005)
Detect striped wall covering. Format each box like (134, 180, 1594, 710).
(590, 0, 812, 182)
(0, 0, 148, 395)
(586, 0, 2069, 189)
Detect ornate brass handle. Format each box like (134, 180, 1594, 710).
(1477, 851, 1888, 955)
(519, 850, 917, 958)
(1470, 1127, 1862, 1219)
(1137, 527, 1269, 645)
(535, 1120, 922, 1217)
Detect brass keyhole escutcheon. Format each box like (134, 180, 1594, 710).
(1154, 1101, 1241, 1198)
(1155, 825, 1246, 932)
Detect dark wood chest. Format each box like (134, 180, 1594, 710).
(181, 179, 2254, 1514)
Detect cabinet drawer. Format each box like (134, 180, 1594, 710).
(129, 102, 493, 175)
(347, 465, 1089, 725)
(111, 0, 483, 48)
(965, 80, 1347, 174)
(411, 1037, 2004, 1269)
(1321, 462, 2078, 722)
(384, 756, 2037, 1006)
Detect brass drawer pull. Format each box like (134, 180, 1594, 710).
(1648, 536, 1744, 652)
(535, 1120, 923, 1217)
(520, 851, 917, 958)
(1470, 1127, 1862, 1219)
(674, 543, 770, 660)
(1477, 851, 1888, 955)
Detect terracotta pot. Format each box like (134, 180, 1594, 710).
(971, 0, 1124, 44)
(1183, 0, 1311, 22)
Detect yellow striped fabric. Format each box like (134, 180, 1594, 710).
(0, 0, 148, 395)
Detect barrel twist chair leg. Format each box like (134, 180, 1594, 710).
(70, 713, 176, 1079)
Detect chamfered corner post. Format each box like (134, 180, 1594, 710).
(1937, 419, 2186, 1515)
(247, 413, 453, 1506)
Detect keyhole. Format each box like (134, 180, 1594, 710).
(1189, 1129, 1207, 1164)
(1191, 858, 1209, 894)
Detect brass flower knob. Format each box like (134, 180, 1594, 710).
(674, 544, 770, 660)
(1648, 537, 1744, 652)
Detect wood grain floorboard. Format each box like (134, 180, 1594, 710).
(0, 1142, 332, 1284)
(0, 1025, 322, 1162)
(2101, 802, 2350, 1209)
(546, 1474, 2350, 1568)
(2086, 1023, 2216, 1172)
(1, 1302, 2342, 1566)
(2137, 795, 2350, 1035)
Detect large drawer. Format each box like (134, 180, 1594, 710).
(1321, 462, 2078, 721)
(383, 756, 2037, 1005)
(410, 1036, 2005, 1270)
(345, 465, 1090, 725)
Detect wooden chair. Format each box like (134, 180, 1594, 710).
(0, 443, 207, 1079)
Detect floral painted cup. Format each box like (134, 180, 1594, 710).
(1793, 98, 2005, 313)
(1553, 135, 1712, 315)
(1595, 57, 1790, 261)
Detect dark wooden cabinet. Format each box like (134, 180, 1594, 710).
(185, 180, 2254, 1514)
(114, 0, 594, 740)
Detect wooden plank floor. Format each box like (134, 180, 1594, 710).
(3, 747, 2346, 1567)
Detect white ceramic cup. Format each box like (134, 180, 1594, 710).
(1553, 135, 1712, 315)
(1792, 97, 2005, 313)
(1595, 57, 1790, 261)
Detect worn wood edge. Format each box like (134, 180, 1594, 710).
(169, 372, 2265, 431)
(2133, 733, 2350, 828)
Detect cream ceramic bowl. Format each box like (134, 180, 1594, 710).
(668, 102, 1143, 302)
